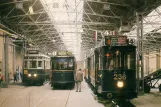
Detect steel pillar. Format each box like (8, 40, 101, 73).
(4, 36, 9, 87)
(156, 49, 160, 70)
(22, 40, 26, 82)
(145, 53, 149, 75)
(13, 45, 16, 78)
(136, 12, 144, 95)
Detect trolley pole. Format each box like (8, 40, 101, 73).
(4, 35, 9, 87)
(136, 12, 144, 95)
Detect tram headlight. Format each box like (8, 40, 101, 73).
(117, 81, 124, 88)
(34, 74, 37, 77)
(28, 74, 31, 77)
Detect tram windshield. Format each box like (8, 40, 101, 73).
(51, 57, 74, 70)
(29, 61, 37, 68)
(105, 47, 136, 70)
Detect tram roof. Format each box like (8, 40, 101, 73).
(0, 0, 161, 60)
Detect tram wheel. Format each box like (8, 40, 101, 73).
(159, 84, 161, 92)
(144, 84, 151, 93)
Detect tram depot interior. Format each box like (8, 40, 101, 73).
(1, 0, 161, 107)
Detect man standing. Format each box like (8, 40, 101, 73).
(75, 69, 83, 92)
(16, 69, 19, 82)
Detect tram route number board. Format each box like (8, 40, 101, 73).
(24, 70, 28, 74)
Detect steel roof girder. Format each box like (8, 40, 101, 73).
(84, 0, 129, 7)
(12, 21, 116, 26)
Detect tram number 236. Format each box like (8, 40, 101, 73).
(114, 74, 126, 80)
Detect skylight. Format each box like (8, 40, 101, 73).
(126, 5, 161, 37)
(40, 0, 83, 60)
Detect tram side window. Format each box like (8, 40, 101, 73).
(99, 55, 102, 70)
(29, 61, 37, 68)
(90, 56, 94, 71)
(46, 61, 50, 69)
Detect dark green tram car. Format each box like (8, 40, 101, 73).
(50, 51, 76, 88)
(23, 49, 50, 85)
(84, 35, 137, 99)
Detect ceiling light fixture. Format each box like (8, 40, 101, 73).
(52, 39, 56, 42)
(103, 4, 110, 10)
(29, 6, 34, 14)
(16, 2, 23, 9)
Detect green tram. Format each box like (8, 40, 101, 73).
(50, 51, 76, 88)
(23, 49, 50, 85)
(84, 35, 137, 99)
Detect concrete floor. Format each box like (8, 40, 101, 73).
(3, 81, 161, 107)
(131, 88, 161, 107)
(0, 82, 104, 107)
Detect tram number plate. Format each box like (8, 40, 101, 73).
(114, 74, 126, 80)
(24, 70, 28, 74)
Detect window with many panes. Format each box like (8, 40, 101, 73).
(104, 47, 135, 70)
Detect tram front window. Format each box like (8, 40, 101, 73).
(105, 48, 135, 70)
(38, 61, 42, 67)
(29, 61, 37, 68)
(52, 58, 74, 70)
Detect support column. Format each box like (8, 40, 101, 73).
(22, 40, 26, 82)
(4, 36, 9, 87)
(145, 53, 149, 75)
(13, 45, 16, 79)
(136, 12, 144, 94)
(156, 49, 160, 70)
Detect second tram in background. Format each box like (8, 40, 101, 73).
(23, 48, 50, 85)
(84, 35, 137, 99)
(50, 51, 76, 88)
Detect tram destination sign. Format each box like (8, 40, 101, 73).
(27, 50, 39, 54)
(27, 48, 39, 54)
(106, 36, 127, 46)
(57, 51, 73, 56)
